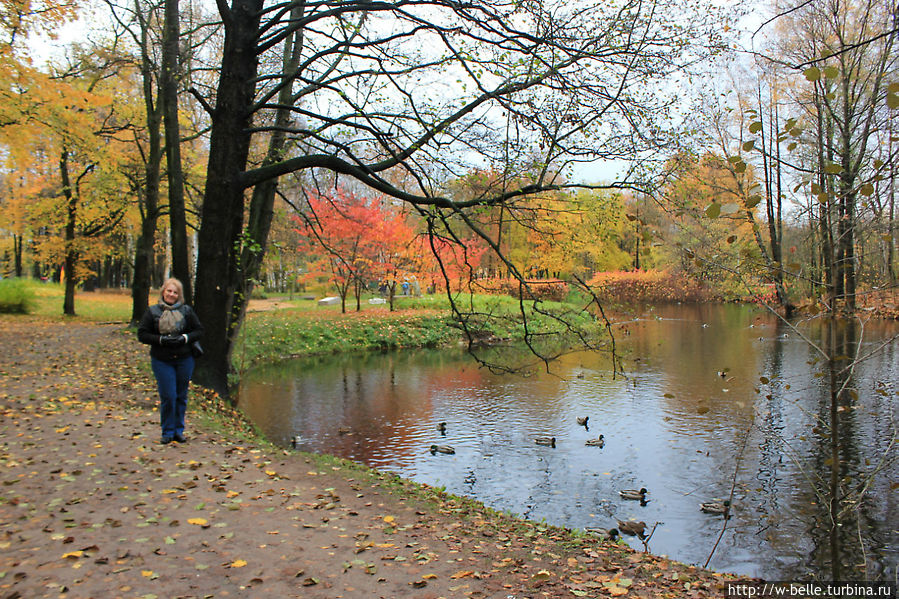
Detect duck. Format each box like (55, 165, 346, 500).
(290, 435, 305, 448)
(619, 487, 648, 501)
(437, 422, 447, 433)
(585, 435, 605, 447)
(576, 416, 589, 426)
(585, 527, 619, 540)
(616, 519, 646, 537)
(700, 500, 731, 515)
(430, 444, 455, 455)
(534, 436, 556, 448)
(337, 427, 352, 435)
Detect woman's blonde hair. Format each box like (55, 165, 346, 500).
(159, 277, 184, 302)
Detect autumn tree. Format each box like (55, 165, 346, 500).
(752, 0, 898, 310)
(294, 189, 379, 313)
(658, 151, 762, 292)
(188, 0, 726, 395)
(369, 208, 428, 311)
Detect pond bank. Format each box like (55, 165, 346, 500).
(0, 315, 742, 597)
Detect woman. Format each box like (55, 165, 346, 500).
(137, 278, 204, 444)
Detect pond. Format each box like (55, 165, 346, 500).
(237, 303, 898, 581)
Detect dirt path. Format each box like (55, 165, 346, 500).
(0, 316, 737, 598)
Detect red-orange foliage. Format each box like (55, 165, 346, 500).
(474, 278, 569, 302)
(588, 270, 712, 304)
(294, 188, 434, 309)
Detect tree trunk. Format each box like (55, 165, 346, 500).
(60, 150, 78, 316)
(228, 4, 305, 342)
(192, 0, 263, 396)
(13, 233, 23, 277)
(131, 199, 160, 324)
(130, 7, 164, 326)
(162, 0, 191, 302)
(889, 156, 896, 283)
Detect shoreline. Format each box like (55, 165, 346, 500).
(0, 314, 744, 597)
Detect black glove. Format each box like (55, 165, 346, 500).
(160, 334, 187, 346)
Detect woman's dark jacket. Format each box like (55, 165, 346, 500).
(137, 302, 204, 361)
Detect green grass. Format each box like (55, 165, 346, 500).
(233, 292, 603, 372)
(233, 308, 457, 370)
(0, 278, 35, 313)
(26, 282, 133, 321)
(7, 280, 605, 370)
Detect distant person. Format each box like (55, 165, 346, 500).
(137, 278, 204, 444)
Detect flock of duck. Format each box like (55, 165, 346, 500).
(428, 416, 732, 541)
(297, 417, 733, 542)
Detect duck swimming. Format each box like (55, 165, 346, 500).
(700, 500, 731, 515)
(619, 487, 648, 501)
(534, 436, 556, 447)
(616, 520, 646, 537)
(585, 435, 604, 447)
(430, 444, 455, 455)
(576, 416, 589, 426)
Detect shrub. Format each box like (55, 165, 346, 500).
(588, 270, 711, 304)
(472, 278, 570, 302)
(0, 278, 35, 314)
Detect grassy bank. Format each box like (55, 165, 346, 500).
(6, 281, 602, 369)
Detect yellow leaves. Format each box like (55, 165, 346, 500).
(187, 518, 209, 528)
(62, 550, 83, 559)
(228, 559, 247, 568)
(451, 570, 476, 579)
(382, 515, 395, 524)
(599, 575, 633, 596)
(55, 425, 69, 433)
(141, 570, 159, 579)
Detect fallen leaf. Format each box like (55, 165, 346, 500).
(229, 559, 247, 568)
(187, 518, 208, 527)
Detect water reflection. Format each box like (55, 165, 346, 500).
(237, 304, 898, 581)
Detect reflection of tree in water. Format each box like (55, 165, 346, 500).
(806, 317, 893, 580)
(754, 319, 787, 551)
(745, 316, 896, 580)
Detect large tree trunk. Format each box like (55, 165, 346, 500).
(162, 0, 191, 302)
(228, 4, 305, 342)
(192, 0, 263, 396)
(60, 150, 78, 316)
(130, 7, 164, 326)
(13, 233, 23, 277)
(131, 196, 159, 324)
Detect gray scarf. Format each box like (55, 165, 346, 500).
(157, 302, 185, 334)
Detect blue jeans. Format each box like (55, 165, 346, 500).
(151, 355, 194, 437)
